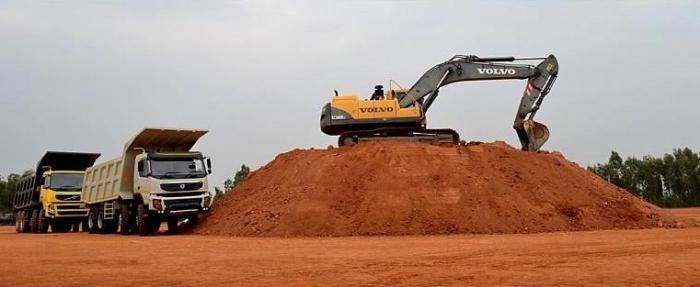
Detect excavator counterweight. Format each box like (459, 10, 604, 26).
(320, 53, 559, 151)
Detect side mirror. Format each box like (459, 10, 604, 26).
(206, 158, 212, 174)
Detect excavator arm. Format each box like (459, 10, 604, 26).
(397, 54, 559, 151)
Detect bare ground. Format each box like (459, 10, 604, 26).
(1, 208, 700, 286)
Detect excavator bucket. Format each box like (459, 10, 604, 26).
(516, 120, 549, 152)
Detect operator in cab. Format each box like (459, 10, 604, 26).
(370, 85, 384, 100)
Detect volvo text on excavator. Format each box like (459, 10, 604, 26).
(319, 54, 559, 152)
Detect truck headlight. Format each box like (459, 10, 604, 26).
(152, 199, 163, 211)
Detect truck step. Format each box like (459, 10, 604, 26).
(103, 202, 115, 220)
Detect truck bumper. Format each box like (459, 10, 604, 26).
(47, 203, 89, 218)
(149, 193, 211, 218)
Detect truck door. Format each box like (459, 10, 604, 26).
(135, 159, 149, 193)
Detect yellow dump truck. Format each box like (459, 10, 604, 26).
(13, 152, 100, 233)
(82, 127, 212, 236)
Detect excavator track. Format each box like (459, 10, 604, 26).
(338, 127, 460, 146)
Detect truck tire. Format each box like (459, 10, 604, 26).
(18, 212, 25, 233)
(17, 212, 23, 233)
(14, 213, 20, 233)
(87, 206, 98, 234)
(137, 204, 149, 236)
(21, 210, 31, 233)
(97, 208, 106, 233)
(30, 209, 39, 233)
(119, 201, 131, 235)
(37, 210, 48, 233)
(167, 218, 178, 234)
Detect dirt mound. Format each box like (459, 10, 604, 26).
(195, 141, 691, 237)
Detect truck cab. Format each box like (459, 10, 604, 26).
(134, 152, 212, 217)
(40, 170, 90, 221)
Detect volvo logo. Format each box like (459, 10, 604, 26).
(180, 184, 186, 190)
(477, 68, 516, 75)
(359, 107, 394, 113)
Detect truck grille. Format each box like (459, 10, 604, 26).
(57, 210, 88, 216)
(56, 194, 81, 201)
(161, 182, 203, 191)
(56, 204, 85, 210)
(165, 198, 202, 211)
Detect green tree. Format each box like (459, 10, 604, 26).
(590, 148, 700, 208)
(232, 164, 250, 188)
(223, 164, 251, 193)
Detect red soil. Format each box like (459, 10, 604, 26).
(195, 141, 691, 237)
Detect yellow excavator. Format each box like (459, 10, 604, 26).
(320, 54, 559, 151)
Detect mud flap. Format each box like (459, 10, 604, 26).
(516, 120, 549, 152)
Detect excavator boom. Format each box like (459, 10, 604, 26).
(398, 54, 559, 151)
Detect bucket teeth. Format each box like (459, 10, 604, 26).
(516, 120, 550, 152)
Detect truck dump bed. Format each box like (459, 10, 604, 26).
(82, 127, 208, 204)
(13, 151, 101, 210)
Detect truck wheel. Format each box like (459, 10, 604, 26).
(18, 212, 25, 233)
(21, 211, 31, 233)
(167, 218, 178, 234)
(119, 201, 131, 235)
(30, 209, 39, 233)
(14, 213, 20, 233)
(87, 207, 98, 234)
(37, 210, 48, 233)
(96, 208, 106, 233)
(137, 204, 149, 236)
(17, 212, 23, 233)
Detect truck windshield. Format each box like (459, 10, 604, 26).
(150, 158, 206, 179)
(50, 174, 84, 191)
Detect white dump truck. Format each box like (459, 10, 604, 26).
(82, 127, 212, 236)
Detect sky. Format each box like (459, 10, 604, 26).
(1, 1, 698, 188)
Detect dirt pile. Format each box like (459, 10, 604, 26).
(195, 141, 691, 237)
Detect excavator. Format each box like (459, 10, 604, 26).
(319, 54, 559, 152)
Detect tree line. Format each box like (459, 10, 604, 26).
(589, 148, 700, 208)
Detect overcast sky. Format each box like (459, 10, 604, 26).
(1, 1, 698, 187)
